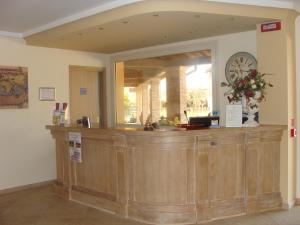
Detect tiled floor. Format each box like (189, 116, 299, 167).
(0, 185, 299, 225)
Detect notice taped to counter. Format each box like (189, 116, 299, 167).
(226, 104, 242, 127)
(68, 132, 82, 163)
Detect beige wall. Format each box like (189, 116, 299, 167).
(0, 36, 109, 190)
(296, 15, 300, 200)
(257, 13, 297, 207)
(256, 25, 288, 205)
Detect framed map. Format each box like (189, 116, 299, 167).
(0, 66, 28, 108)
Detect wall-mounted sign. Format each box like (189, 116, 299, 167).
(80, 87, 87, 95)
(39, 87, 55, 101)
(69, 132, 82, 163)
(261, 21, 281, 32)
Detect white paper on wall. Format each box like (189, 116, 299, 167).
(68, 132, 82, 163)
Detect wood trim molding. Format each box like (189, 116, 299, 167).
(69, 65, 105, 73)
(0, 180, 55, 195)
(72, 185, 117, 201)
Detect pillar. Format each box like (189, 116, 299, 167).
(115, 62, 124, 124)
(165, 66, 187, 123)
(150, 78, 161, 123)
(141, 83, 150, 124)
(257, 12, 297, 207)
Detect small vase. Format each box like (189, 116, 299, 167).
(243, 91, 261, 127)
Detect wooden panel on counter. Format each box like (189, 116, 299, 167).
(47, 125, 285, 225)
(196, 131, 246, 222)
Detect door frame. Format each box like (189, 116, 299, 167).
(69, 65, 107, 128)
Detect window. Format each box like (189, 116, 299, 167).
(124, 87, 137, 123)
(186, 64, 212, 117)
(115, 49, 213, 125)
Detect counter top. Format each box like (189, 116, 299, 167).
(46, 124, 286, 136)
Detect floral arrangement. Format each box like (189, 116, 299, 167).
(221, 69, 273, 103)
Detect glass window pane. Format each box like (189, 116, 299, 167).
(115, 49, 213, 125)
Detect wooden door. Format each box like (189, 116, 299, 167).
(69, 66, 106, 125)
(196, 132, 246, 222)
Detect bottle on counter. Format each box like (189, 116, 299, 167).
(52, 102, 68, 126)
(59, 103, 68, 126)
(52, 103, 60, 125)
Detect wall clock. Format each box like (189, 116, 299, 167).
(225, 52, 257, 84)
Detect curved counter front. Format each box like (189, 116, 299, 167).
(47, 125, 284, 224)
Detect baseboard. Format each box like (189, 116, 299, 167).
(0, 180, 55, 195)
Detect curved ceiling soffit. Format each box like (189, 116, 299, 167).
(25, 0, 291, 41)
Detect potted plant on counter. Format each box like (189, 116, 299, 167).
(221, 69, 273, 127)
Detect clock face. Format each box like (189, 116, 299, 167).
(225, 52, 257, 84)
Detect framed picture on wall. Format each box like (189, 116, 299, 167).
(0, 66, 28, 108)
(39, 87, 56, 101)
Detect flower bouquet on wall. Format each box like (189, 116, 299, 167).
(221, 69, 273, 127)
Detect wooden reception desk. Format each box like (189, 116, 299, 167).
(47, 125, 284, 224)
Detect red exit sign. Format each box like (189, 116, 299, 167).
(261, 22, 281, 32)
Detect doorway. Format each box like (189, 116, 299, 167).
(69, 65, 107, 127)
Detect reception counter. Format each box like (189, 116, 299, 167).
(47, 125, 284, 224)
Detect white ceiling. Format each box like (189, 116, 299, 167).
(0, 0, 141, 36)
(0, 0, 298, 39)
(206, 0, 297, 8)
